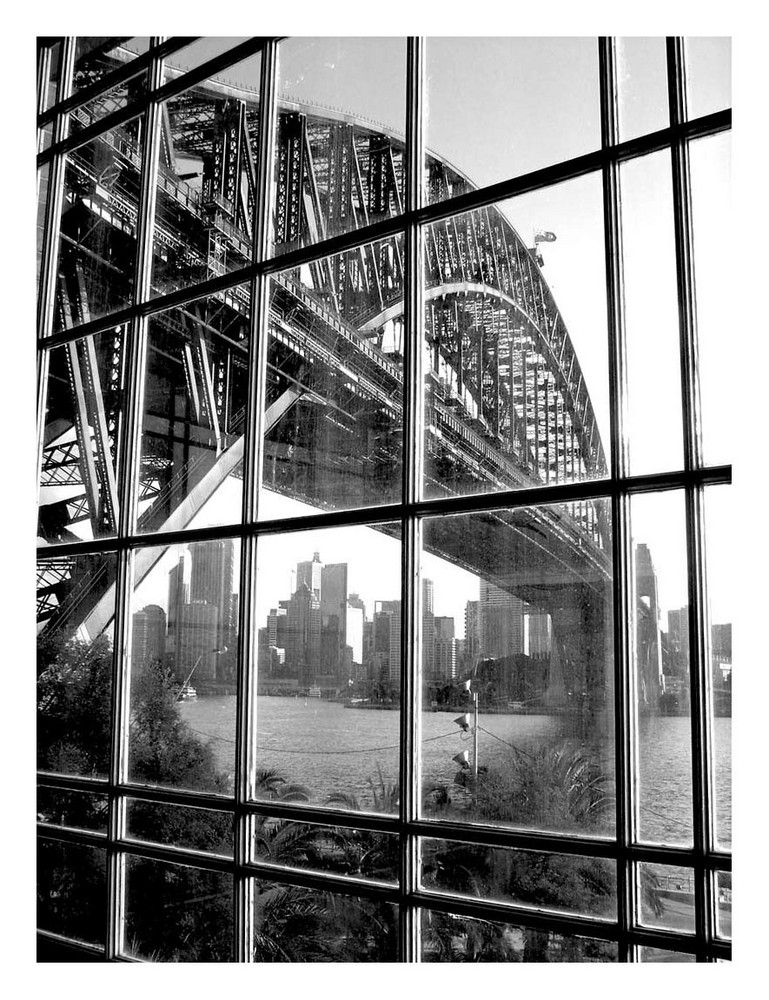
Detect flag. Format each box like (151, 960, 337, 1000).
(534, 230, 557, 243)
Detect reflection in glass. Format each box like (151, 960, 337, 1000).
(252, 815, 398, 883)
(637, 863, 695, 933)
(127, 539, 240, 794)
(68, 75, 147, 138)
(37, 787, 109, 833)
(38, 840, 107, 946)
(262, 249, 403, 514)
(421, 839, 616, 919)
(37, 163, 51, 283)
(686, 38, 731, 121)
(630, 492, 693, 847)
(426, 38, 600, 201)
(150, 51, 262, 297)
(715, 870, 732, 940)
(639, 947, 695, 962)
(273, 38, 406, 254)
(253, 878, 398, 961)
(254, 524, 401, 812)
(37, 551, 117, 778)
(703, 486, 732, 851)
(617, 38, 669, 141)
(420, 502, 614, 836)
(126, 798, 234, 856)
(421, 908, 617, 962)
(125, 856, 233, 961)
(621, 151, 683, 475)
(164, 38, 251, 76)
(53, 121, 145, 334)
(71, 37, 150, 96)
(38, 332, 127, 543)
(38, 39, 62, 113)
(423, 177, 609, 501)
(139, 290, 249, 534)
(690, 132, 732, 468)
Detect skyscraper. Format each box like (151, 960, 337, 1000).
(189, 539, 236, 652)
(131, 604, 167, 672)
(433, 616, 457, 681)
(479, 580, 524, 658)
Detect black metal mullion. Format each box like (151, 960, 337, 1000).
(667, 36, 716, 960)
(600, 36, 636, 964)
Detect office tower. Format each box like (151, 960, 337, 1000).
(479, 580, 524, 658)
(422, 578, 435, 677)
(667, 607, 690, 674)
(177, 602, 219, 681)
(373, 600, 401, 685)
(131, 604, 167, 671)
(189, 539, 236, 652)
(464, 600, 481, 670)
(433, 616, 457, 681)
(167, 554, 188, 637)
(284, 582, 321, 688)
(320, 562, 348, 683)
(296, 551, 323, 599)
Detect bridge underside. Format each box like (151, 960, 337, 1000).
(39, 68, 615, 727)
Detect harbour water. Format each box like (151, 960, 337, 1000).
(179, 695, 731, 848)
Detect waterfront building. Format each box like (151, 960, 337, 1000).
(479, 580, 525, 658)
(433, 616, 457, 681)
(131, 604, 167, 672)
(176, 601, 219, 681)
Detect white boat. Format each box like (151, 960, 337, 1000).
(178, 684, 198, 700)
(308, 685, 322, 698)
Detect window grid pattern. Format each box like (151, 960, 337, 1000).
(36, 35, 731, 962)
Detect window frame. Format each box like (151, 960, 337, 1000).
(36, 34, 732, 963)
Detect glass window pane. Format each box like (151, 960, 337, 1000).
(715, 870, 732, 940)
(617, 37, 669, 142)
(254, 524, 401, 812)
(138, 289, 249, 535)
(251, 815, 398, 883)
(164, 37, 250, 77)
(38, 331, 127, 543)
(621, 150, 684, 475)
(52, 119, 145, 334)
(37, 551, 117, 778)
(125, 856, 233, 961)
(37, 163, 51, 284)
(419, 502, 615, 837)
(151, 51, 262, 297)
(126, 798, 234, 856)
(72, 37, 150, 95)
(128, 539, 240, 794)
(272, 37, 406, 254)
(420, 908, 617, 962)
(424, 175, 609, 501)
(68, 74, 147, 137)
(38, 840, 107, 947)
(37, 787, 109, 833)
(630, 491, 693, 847)
(639, 946, 695, 962)
(426, 38, 600, 203)
(421, 838, 616, 919)
(262, 246, 403, 516)
(690, 132, 732, 468)
(253, 878, 398, 961)
(637, 863, 695, 933)
(686, 38, 731, 121)
(704, 485, 732, 851)
(39, 39, 62, 113)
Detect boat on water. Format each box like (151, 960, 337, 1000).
(178, 684, 198, 701)
(308, 685, 322, 698)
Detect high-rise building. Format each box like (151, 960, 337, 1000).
(373, 600, 401, 685)
(667, 607, 690, 674)
(190, 539, 236, 652)
(523, 607, 551, 659)
(479, 580, 524, 658)
(284, 581, 321, 688)
(296, 551, 323, 599)
(131, 604, 167, 671)
(177, 602, 219, 681)
(320, 562, 348, 684)
(422, 577, 435, 676)
(464, 600, 481, 670)
(433, 616, 457, 681)
(635, 543, 664, 708)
